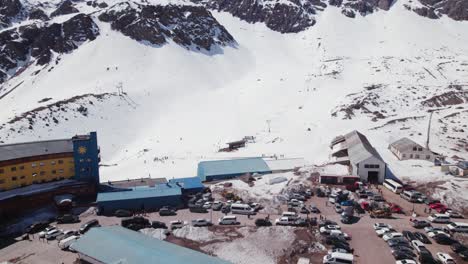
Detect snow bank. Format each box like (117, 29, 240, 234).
(203, 226, 296, 264)
(140, 228, 168, 240)
(172, 225, 222, 242)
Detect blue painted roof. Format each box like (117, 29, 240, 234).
(70, 226, 231, 264)
(197, 158, 271, 181)
(97, 184, 181, 203)
(168, 177, 204, 190)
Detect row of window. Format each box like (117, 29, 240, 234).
(0, 168, 72, 184)
(403, 154, 431, 159)
(0, 160, 68, 174)
(0, 177, 67, 186)
(412, 146, 424, 151)
(364, 164, 380, 169)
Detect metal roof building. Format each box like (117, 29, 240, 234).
(0, 139, 73, 162)
(96, 184, 182, 214)
(197, 157, 272, 181)
(168, 176, 205, 194)
(388, 137, 439, 162)
(70, 226, 231, 264)
(330, 131, 386, 183)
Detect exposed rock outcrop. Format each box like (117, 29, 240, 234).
(29, 8, 49, 21)
(411, 0, 468, 20)
(0, 14, 99, 83)
(329, 0, 393, 16)
(98, 3, 235, 50)
(50, 0, 79, 17)
(194, 0, 325, 33)
(0, 0, 22, 28)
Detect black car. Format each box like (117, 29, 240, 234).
(433, 234, 457, 245)
(341, 215, 353, 224)
(459, 250, 468, 260)
(390, 245, 414, 253)
(221, 206, 230, 214)
(318, 220, 338, 228)
(333, 243, 354, 253)
(414, 232, 431, 244)
(255, 218, 272, 227)
(392, 250, 416, 260)
(159, 207, 176, 216)
(114, 209, 133, 217)
(419, 251, 438, 264)
(294, 219, 309, 227)
(57, 214, 80, 224)
(402, 231, 417, 242)
(451, 242, 468, 253)
(388, 239, 410, 247)
(79, 219, 100, 234)
(151, 221, 168, 229)
(27, 222, 50, 234)
(309, 206, 320, 214)
(189, 206, 208, 213)
(325, 236, 348, 245)
(121, 217, 150, 228)
(300, 207, 310, 214)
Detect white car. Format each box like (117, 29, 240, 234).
(411, 240, 426, 253)
(328, 248, 349, 254)
(424, 226, 448, 233)
(275, 217, 296, 226)
(288, 199, 303, 207)
(428, 230, 451, 238)
(383, 232, 403, 241)
(436, 252, 455, 264)
(319, 225, 341, 234)
(202, 202, 212, 209)
(38, 226, 56, 238)
(329, 230, 351, 240)
(191, 219, 212, 227)
(373, 223, 392, 230)
(376, 228, 396, 237)
(170, 220, 185, 230)
(396, 260, 417, 264)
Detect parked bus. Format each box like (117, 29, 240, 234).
(383, 179, 403, 194)
(230, 204, 255, 215)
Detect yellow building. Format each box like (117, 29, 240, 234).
(0, 139, 76, 191)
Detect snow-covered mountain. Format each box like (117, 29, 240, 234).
(0, 0, 467, 206)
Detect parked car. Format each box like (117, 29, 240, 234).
(425, 226, 449, 234)
(433, 234, 457, 245)
(384, 232, 404, 242)
(56, 230, 76, 241)
(329, 230, 351, 240)
(335, 205, 343, 214)
(57, 214, 80, 224)
(221, 206, 231, 214)
(411, 240, 427, 253)
(459, 250, 468, 260)
(388, 238, 410, 247)
(276, 217, 296, 226)
(392, 250, 416, 260)
(294, 218, 309, 227)
(377, 228, 397, 237)
(436, 252, 456, 264)
(425, 199, 441, 205)
(451, 242, 468, 253)
(328, 248, 350, 254)
(428, 230, 451, 238)
(212, 201, 223, 211)
(402, 231, 417, 242)
(412, 219, 431, 229)
(324, 235, 348, 245)
(388, 203, 403, 214)
(309, 205, 321, 213)
(79, 219, 100, 234)
(121, 217, 150, 228)
(191, 219, 212, 227)
(46, 229, 63, 240)
(58, 235, 80, 250)
(38, 226, 57, 238)
(373, 223, 392, 230)
(255, 218, 272, 227)
(428, 214, 451, 223)
(419, 249, 438, 264)
(170, 220, 185, 230)
(219, 215, 240, 225)
(288, 199, 303, 207)
(319, 220, 338, 228)
(396, 260, 417, 264)
(340, 200, 354, 207)
(414, 232, 431, 244)
(27, 222, 50, 234)
(202, 202, 212, 209)
(319, 225, 341, 234)
(151, 221, 168, 229)
(159, 207, 177, 216)
(300, 207, 310, 214)
(447, 210, 464, 219)
(189, 206, 208, 213)
(114, 209, 133, 217)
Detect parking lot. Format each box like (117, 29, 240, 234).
(2, 181, 468, 264)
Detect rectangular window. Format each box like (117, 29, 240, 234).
(51, 161, 56, 165)
(58, 160, 64, 164)
(12, 176, 17, 181)
(39, 162, 45, 166)
(19, 165, 24, 170)
(40, 171, 45, 176)
(402, 154, 406, 158)
(51, 170, 56, 174)
(410, 154, 413, 158)
(58, 169, 64, 174)
(415, 155, 420, 159)
(364, 165, 369, 168)
(426, 155, 431, 160)
(11, 167, 17, 172)
(32, 163, 37, 167)
(418, 147, 423, 151)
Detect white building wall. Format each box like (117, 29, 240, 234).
(356, 156, 386, 183)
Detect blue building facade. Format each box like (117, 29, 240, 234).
(168, 177, 205, 194)
(72, 132, 100, 185)
(97, 184, 182, 214)
(197, 158, 272, 182)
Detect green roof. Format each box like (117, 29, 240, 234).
(70, 226, 231, 264)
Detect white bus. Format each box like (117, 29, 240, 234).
(230, 204, 255, 215)
(383, 179, 403, 194)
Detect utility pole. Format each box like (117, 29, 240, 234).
(426, 111, 433, 150)
(266, 120, 271, 133)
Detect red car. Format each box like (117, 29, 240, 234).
(429, 203, 446, 209)
(388, 203, 403, 214)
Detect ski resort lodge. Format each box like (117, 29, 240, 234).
(389, 137, 439, 162)
(331, 131, 386, 183)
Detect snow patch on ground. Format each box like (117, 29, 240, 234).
(140, 228, 168, 240)
(172, 225, 222, 242)
(202, 226, 296, 264)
